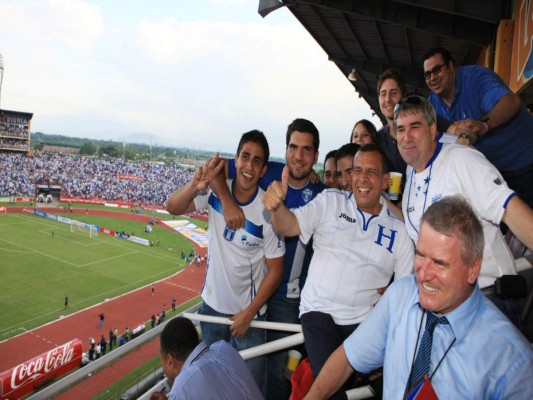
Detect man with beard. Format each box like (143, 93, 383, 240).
(167, 130, 285, 389)
(215, 118, 325, 399)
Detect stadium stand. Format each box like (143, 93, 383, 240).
(0, 151, 194, 207)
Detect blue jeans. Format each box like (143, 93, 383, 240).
(266, 296, 301, 400)
(199, 301, 266, 389)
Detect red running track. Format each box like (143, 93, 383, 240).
(0, 208, 207, 399)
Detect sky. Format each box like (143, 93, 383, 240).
(0, 0, 382, 159)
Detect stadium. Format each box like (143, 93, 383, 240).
(2, 1, 533, 399)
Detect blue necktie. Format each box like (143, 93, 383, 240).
(406, 312, 449, 393)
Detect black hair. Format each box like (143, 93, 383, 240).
(236, 129, 270, 164)
(423, 47, 455, 66)
(356, 143, 389, 173)
(286, 118, 320, 152)
(159, 317, 200, 361)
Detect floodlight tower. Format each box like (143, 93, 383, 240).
(0, 54, 4, 109)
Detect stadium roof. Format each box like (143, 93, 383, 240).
(263, 0, 513, 124)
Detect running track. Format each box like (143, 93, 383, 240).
(0, 208, 207, 399)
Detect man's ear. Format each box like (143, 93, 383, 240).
(467, 258, 482, 286)
(430, 122, 438, 141)
(313, 150, 319, 165)
(260, 163, 267, 178)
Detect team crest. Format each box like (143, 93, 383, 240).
(302, 188, 313, 203)
(224, 225, 236, 241)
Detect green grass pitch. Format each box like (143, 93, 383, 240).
(0, 211, 203, 341)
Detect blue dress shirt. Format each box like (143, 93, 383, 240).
(428, 65, 533, 172)
(169, 340, 264, 400)
(344, 276, 533, 399)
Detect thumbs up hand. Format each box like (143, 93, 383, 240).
(263, 166, 289, 212)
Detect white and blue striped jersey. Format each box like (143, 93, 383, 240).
(229, 160, 325, 298)
(195, 180, 285, 316)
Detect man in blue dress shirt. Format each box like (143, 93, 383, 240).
(149, 317, 263, 400)
(304, 196, 533, 399)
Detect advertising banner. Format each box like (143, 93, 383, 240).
(0, 339, 83, 399)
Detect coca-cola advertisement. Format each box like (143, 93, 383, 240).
(0, 339, 82, 400)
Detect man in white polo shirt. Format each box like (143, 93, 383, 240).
(394, 95, 533, 327)
(263, 144, 413, 396)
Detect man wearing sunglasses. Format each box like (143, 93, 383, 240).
(423, 46, 533, 208)
(394, 95, 533, 328)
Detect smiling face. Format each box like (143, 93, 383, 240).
(285, 131, 318, 187)
(415, 222, 480, 315)
(351, 150, 389, 214)
(351, 123, 374, 146)
(379, 78, 404, 122)
(323, 156, 338, 188)
(234, 141, 267, 202)
(423, 53, 455, 102)
(336, 155, 354, 191)
(395, 110, 437, 172)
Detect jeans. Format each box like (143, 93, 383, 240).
(301, 311, 358, 400)
(199, 301, 266, 390)
(266, 296, 301, 400)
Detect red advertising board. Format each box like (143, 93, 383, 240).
(0, 339, 82, 399)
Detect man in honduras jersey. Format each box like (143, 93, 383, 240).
(166, 130, 285, 389)
(394, 95, 533, 328)
(217, 118, 325, 400)
(263, 144, 414, 397)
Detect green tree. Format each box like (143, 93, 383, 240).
(80, 142, 97, 155)
(98, 144, 120, 157)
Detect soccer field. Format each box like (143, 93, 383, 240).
(0, 212, 197, 340)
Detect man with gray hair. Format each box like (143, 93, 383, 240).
(304, 196, 533, 399)
(393, 95, 533, 326)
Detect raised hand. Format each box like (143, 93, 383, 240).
(191, 152, 224, 192)
(263, 166, 289, 212)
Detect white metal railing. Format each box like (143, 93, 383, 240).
(28, 256, 533, 400)
(137, 313, 375, 400)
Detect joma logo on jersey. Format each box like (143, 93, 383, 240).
(338, 213, 356, 223)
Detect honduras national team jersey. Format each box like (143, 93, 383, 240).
(403, 143, 517, 288)
(294, 189, 414, 325)
(194, 180, 285, 316)
(229, 159, 325, 298)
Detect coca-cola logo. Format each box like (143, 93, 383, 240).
(9, 342, 75, 390)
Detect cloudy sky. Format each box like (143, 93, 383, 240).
(0, 0, 382, 159)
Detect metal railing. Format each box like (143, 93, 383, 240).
(27, 255, 533, 400)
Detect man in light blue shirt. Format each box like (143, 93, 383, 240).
(304, 196, 533, 399)
(149, 317, 263, 400)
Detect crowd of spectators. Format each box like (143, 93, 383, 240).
(0, 151, 194, 207)
(0, 138, 29, 150)
(0, 124, 30, 138)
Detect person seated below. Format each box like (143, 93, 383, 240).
(149, 317, 263, 400)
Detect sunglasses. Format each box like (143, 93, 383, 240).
(424, 63, 447, 80)
(393, 95, 426, 113)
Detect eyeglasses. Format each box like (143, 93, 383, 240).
(393, 95, 426, 113)
(424, 63, 447, 80)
